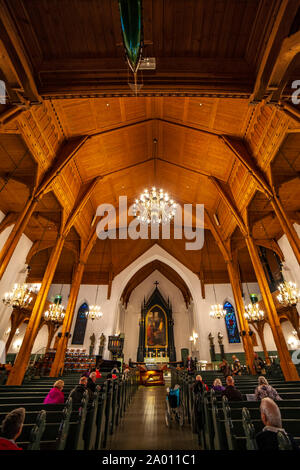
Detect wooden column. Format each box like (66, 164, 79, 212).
(226, 260, 256, 374)
(45, 321, 61, 353)
(245, 235, 299, 381)
(5, 309, 29, 353)
(0, 195, 38, 280)
(250, 320, 271, 365)
(6, 234, 66, 385)
(270, 195, 300, 265)
(49, 260, 85, 377)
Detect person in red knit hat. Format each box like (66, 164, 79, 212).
(0, 407, 25, 450)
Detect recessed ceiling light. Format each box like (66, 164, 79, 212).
(106, 103, 110, 107)
(199, 103, 203, 107)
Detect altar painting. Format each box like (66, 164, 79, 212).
(145, 305, 167, 348)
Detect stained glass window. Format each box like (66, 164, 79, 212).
(224, 301, 241, 344)
(72, 302, 88, 345)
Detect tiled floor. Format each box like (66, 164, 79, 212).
(107, 385, 200, 450)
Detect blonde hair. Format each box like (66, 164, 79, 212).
(213, 378, 223, 387)
(54, 380, 64, 389)
(258, 376, 268, 386)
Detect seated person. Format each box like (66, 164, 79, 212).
(222, 376, 243, 401)
(0, 408, 25, 450)
(231, 355, 242, 376)
(193, 374, 209, 394)
(43, 379, 65, 404)
(87, 371, 99, 400)
(69, 376, 88, 404)
(256, 398, 299, 450)
(212, 378, 225, 392)
(254, 376, 282, 402)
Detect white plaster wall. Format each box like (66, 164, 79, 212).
(0, 210, 33, 340)
(48, 283, 115, 359)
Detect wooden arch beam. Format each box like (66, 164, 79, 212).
(220, 135, 273, 198)
(209, 176, 247, 236)
(0, 212, 18, 234)
(120, 259, 192, 308)
(35, 136, 89, 199)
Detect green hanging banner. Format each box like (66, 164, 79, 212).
(118, 0, 143, 73)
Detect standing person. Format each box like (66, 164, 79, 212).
(187, 356, 195, 375)
(256, 398, 299, 450)
(253, 353, 266, 375)
(192, 375, 208, 443)
(111, 363, 119, 375)
(222, 376, 243, 401)
(43, 380, 65, 404)
(254, 376, 282, 401)
(0, 408, 25, 450)
(231, 355, 242, 376)
(219, 359, 231, 378)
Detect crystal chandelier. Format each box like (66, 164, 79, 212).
(209, 304, 227, 319)
(244, 303, 264, 322)
(44, 303, 65, 322)
(85, 285, 103, 321)
(132, 187, 177, 225)
(85, 305, 103, 321)
(2, 283, 34, 309)
(277, 281, 300, 307)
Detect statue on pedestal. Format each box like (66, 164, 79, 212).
(218, 332, 225, 360)
(208, 332, 216, 362)
(98, 333, 106, 357)
(89, 333, 96, 357)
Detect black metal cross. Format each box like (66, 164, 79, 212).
(154, 281, 159, 287)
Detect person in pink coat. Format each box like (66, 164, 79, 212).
(43, 380, 65, 404)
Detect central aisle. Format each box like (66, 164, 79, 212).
(107, 385, 200, 450)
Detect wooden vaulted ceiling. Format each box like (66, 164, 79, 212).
(3, 0, 300, 99)
(0, 1, 299, 290)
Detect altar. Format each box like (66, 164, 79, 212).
(144, 357, 169, 364)
(137, 282, 176, 363)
